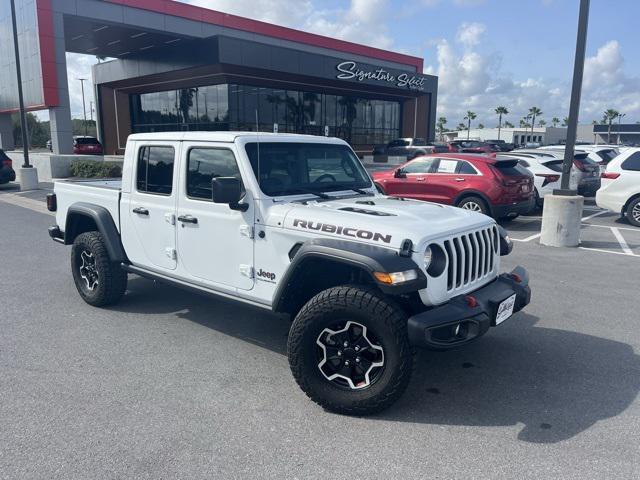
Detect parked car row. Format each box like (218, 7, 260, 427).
(372, 138, 515, 161)
(596, 148, 640, 227)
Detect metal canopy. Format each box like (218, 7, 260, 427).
(63, 16, 187, 59)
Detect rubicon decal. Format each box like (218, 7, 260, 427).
(293, 219, 392, 244)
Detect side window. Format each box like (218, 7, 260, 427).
(517, 159, 531, 168)
(621, 152, 640, 171)
(457, 161, 478, 174)
(187, 148, 242, 200)
(137, 146, 175, 195)
(403, 157, 435, 174)
(434, 159, 458, 173)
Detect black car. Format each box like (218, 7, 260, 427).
(0, 149, 16, 184)
(486, 139, 515, 152)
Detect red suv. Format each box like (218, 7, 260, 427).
(372, 153, 535, 219)
(73, 136, 103, 155)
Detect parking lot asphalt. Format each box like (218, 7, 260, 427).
(1, 193, 639, 479)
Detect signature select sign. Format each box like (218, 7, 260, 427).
(335, 61, 426, 90)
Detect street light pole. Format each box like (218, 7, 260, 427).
(558, 0, 590, 192)
(9, 0, 30, 168)
(78, 78, 88, 136)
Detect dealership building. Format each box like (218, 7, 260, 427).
(0, 0, 437, 156)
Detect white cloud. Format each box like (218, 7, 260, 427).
(456, 22, 486, 48)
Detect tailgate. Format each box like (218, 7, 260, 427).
(493, 159, 534, 201)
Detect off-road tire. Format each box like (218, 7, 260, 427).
(456, 196, 489, 216)
(288, 285, 413, 415)
(71, 231, 127, 307)
(626, 197, 640, 227)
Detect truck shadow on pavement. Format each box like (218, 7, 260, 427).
(114, 279, 639, 444)
(383, 313, 640, 444)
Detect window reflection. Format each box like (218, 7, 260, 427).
(131, 83, 401, 145)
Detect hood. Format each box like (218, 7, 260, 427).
(269, 195, 494, 251)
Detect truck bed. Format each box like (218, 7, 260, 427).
(54, 178, 122, 233)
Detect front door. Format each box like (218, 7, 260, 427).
(121, 142, 178, 271)
(176, 143, 255, 291)
(383, 156, 436, 200)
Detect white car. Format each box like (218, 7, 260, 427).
(539, 145, 619, 172)
(497, 154, 560, 207)
(596, 148, 640, 227)
(523, 148, 601, 195)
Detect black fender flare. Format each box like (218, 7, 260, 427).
(64, 202, 127, 263)
(452, 189, 494, 216)
(272, 238, 427, 313)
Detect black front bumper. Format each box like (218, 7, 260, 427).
(407, 266, 531, 349)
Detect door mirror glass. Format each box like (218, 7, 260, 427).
(394, 168, 406, 178)
(211, 177, 242, 205)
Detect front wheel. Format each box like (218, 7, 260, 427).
(71, 231, 127, 307)
(626, 197, 640, 227)
(287, 285, 413, 415)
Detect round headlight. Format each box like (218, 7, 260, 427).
(423, 245, 433, 270)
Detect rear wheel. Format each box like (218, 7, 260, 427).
(288, 285, 413, 415)
(456, 196, 489, 216)
(626, 197, 640, 227)
(71, 231, 127, 307)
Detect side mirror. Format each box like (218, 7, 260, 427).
(394, 168, 406, 178)
(211, 177, 248, 211)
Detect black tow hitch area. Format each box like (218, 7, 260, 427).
(424, 315, 490, 348)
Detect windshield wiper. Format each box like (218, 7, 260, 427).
(287, 188, 330, 199)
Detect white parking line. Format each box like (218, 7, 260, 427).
(512, 232, 541, 242)
(581, 210, 608, 221)
(579, 246, 639, 257)
(610, 227, 635, 256)
(583, 223, 639, 233)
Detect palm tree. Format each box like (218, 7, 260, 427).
(538, 119, 546, 127)
(562, 117, 569, 127)
(436, 116, 447, 140)
(503, 121, 514, 128)
(463, 111, 476, 139)
(551, 117, 560, 128)
(528, 106, 542, 136)
(456, 123, 466, 131)
(519, 118, 530, 128)
(494, 106, 508, 140)
(478, 123, 485, 129)
(603, 109, 620, 143)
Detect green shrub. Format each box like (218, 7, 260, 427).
(69, 160, 122, 178)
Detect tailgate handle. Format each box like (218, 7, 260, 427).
(132, 207, 149, 215)
(178, 214, 198, 224)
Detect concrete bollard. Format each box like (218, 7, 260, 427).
(540, 194, 584, 247)
(16, 167, 40, 191)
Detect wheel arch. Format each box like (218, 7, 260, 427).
(64, 203, 127, 263)
(272, 238, 426, 315)
(453, 190, 493, 216)
(622, 193, 640, 214)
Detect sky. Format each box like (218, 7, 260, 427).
(60, 0, 640, 130)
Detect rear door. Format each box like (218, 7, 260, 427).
(423, 158, 464, 204)
(120, 141, 178, 271)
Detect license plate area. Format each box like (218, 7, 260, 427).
(494, 294, 516, 325)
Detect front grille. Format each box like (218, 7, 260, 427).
(443, 226, 498, 291)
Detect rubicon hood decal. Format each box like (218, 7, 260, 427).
(293, 219, 392, 244)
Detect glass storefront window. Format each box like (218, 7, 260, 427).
(131, 83, 401, 146)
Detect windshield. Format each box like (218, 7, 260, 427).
(245, 142, 372, 197)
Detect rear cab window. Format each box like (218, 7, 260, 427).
(136, 145, 175, 195)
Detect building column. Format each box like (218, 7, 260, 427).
(50, 11, 73, 154)
(0, 114, 14, 151)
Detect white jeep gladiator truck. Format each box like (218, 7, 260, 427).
(47, 132, 530, 415)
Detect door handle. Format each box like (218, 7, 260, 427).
(455, 178, 466, 182)
(177, 214, 198, 224)
(132, 207, 149, 215)
(416, 177, 425, 181)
